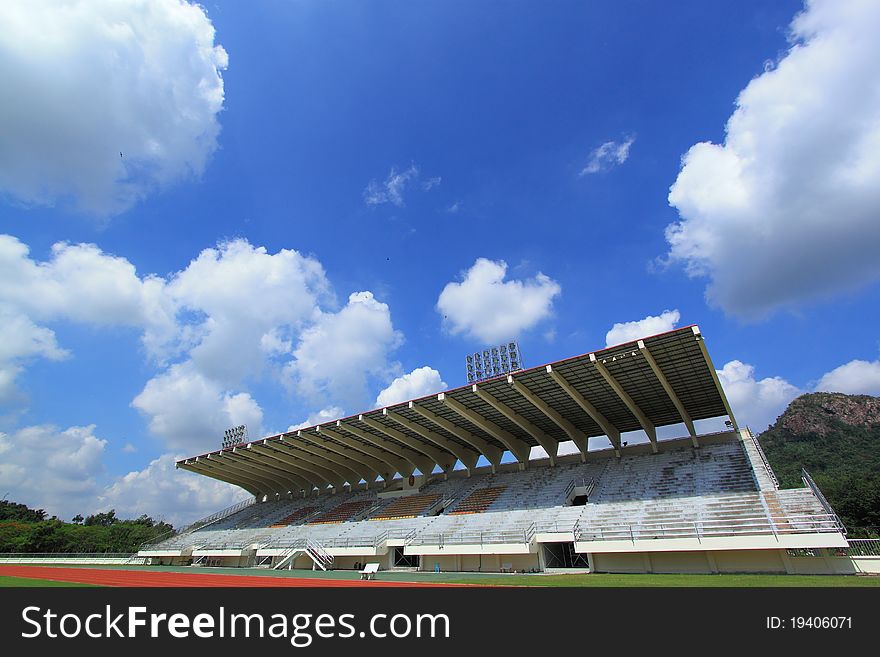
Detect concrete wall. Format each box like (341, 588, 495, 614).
(419, 552, 540, 573)
(591, 548, 874, 575)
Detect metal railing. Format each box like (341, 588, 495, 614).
(748, 433, 779, 489)
(840, 539, 880, 557)
(571, 513, 842, 543)
(306, 540, 334, 569)
(564, 477, 595, 501)
(408, 527, 535, 547)
(138, 497, 256, 551)
(801, 468, 847, 534)
(534, 517, 580, 535)
(0, 552, 136, 560)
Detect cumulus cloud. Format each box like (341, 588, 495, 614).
(718, 360, 803, 433)
(158, 239, 332, 382)
(0, 424, 107, 520)
(289, 406, 345, 432)
(0, 234, 173, 402)
(376, 367, 447, 407)
(605, 310, 681, 347)
(580, 135, 636, 175)
(363, 163, 439, 206)
(1, 232, 406, 453)
(99, 453, 249, 527)
(815, 359, 880, 396)
(0, 422, 248, 526)
(286, 292, 404, 409)
(131, 363, 263, 453)
(0, 0, 227, 217)
(437, 258, 561, 344)
(665, 0, 880, 317)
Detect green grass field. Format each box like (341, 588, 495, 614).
(0, 575, 98, 587)
(440, 573, 880, 587)
(0, 564, 878, 587)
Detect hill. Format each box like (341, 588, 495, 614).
(758, 392, 880, 536)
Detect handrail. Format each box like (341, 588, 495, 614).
(749, 433, 779, 488)
(842, 538, 880, 557)
(571, 513, 842, 542)
(0, 552, 136, 558)
(564, 477, 596, 502)
(801, 468, 847, 535)
(409, 528, 536, 546)
(138, 496, 256, 550)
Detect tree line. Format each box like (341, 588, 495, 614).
(0, 501, 174, 553)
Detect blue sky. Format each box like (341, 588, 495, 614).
(2, 0, 879, 524)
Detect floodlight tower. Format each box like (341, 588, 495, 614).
(221, 424, 248, 449)
(465, 341, 523, 383)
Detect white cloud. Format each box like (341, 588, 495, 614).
(0, 234, 173, 402)
(421, 176, 442, 191)
(0, 421, 249, 526)
(0, 0, 227, 217)
(718, 360, 803, 433)
(159, 239, 332, 383)
(815, 359, 880, 396)
(131, 362, 263, 454)
(376, 367, 447, 407)
(288, 406, 345, 432)
(1, 232, 408, 453)
(437, 258, 561, 344)
(286, 292, 403, 409)
(99, 453, 248, 528)
(363, 163, 439, 206)
(580, 135, 635, 175)
(605, 310, 681, 347)
(665, 0, 880, 317)
(0, 424, 107, 520)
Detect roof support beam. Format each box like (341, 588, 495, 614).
(249, 442, 350, 489)
(228, 449, 314, 492)
(471, 385, 559, 465)
(437, 393, 532, 464)
(408, 402, 504, 467)
(333, 422, 425, 477)
(340, 419, 436, 475)
(232, 447, 320, 490)
(638, 339, 698, 447)
(693, 326, 739, 431)
(278, 435, 377, 487)
(383, 409, 480, 473)
(302, 429, 393, 482)
(206, 454, 292, 495)
(181, 460, 263, 497)
(223, 451, 309, 494)
(545, 365, 621, 455)
(508, 375, 588, 461)
(359, 415, 456, 472)
(591, 354, 658, 453)
(207, 454, 293, 496)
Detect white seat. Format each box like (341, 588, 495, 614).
(360, 562, 380, 580)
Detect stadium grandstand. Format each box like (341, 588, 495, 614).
(140, 326, 856, 575)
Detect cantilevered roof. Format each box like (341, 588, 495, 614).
(178, 325, 737, 497)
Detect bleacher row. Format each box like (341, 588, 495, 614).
(152, 437, 831, 552)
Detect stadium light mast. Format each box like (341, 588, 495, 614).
(466, 341, 523, 384)
(221, 424, 248, 449)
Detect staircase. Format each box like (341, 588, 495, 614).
(739, 429, 779, 490)
(306, 540, 334, 571)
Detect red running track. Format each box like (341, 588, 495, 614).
(0, 566, 475, 588)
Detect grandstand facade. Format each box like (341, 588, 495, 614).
(141, 326, 854, 575)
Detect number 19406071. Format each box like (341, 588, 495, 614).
(766, 616, 852, 629)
